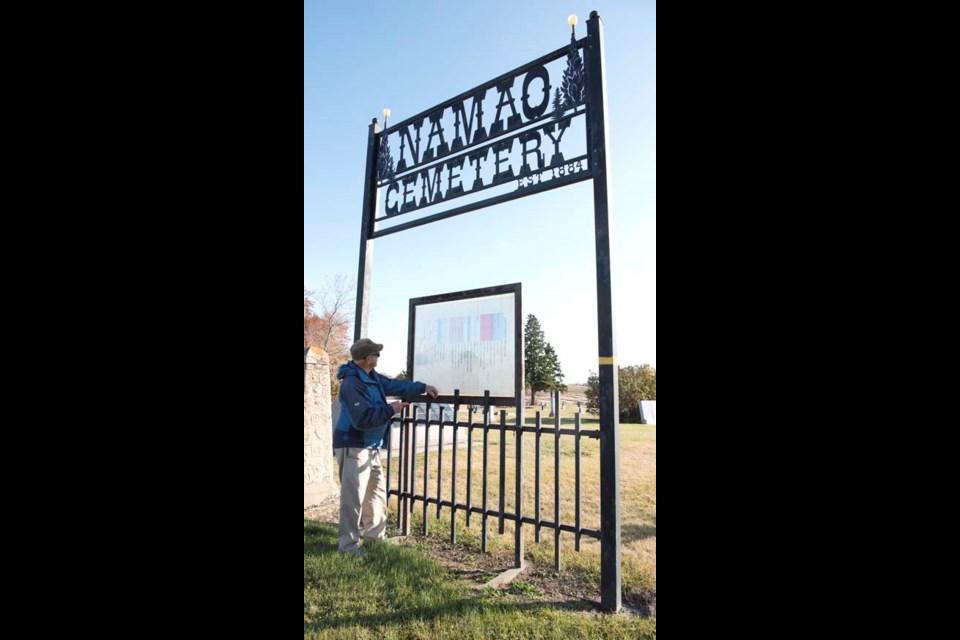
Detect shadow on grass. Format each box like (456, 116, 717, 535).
(308, 599, 577, 633)
(303, 520, 338, 556)
(621, 523, 657, 541)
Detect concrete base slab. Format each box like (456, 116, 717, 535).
(484, 566, 525, 589)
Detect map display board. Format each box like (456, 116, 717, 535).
(407, 284, 521, 402)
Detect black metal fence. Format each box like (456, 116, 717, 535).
(385, 389, 599, 572)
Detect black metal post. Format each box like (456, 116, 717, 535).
(466, 404, 474, 528)
(410, 408, 418, 518)
(575, 411, 582, 552)
(514, 395, 525, 568)
(437, 405, 445, 520)
(396, 411, 402, 529)
(386, 416, 392, 523)
(554, 390, 561, 573)
(499, 410, 506, 535)
(452, 390, 460, 543)
(354, 118, 381, 341)
(515, 288, 525, 566)
(586, 11, 622, 613)
(535, 411, 542, 543)
(423, 400, 431, 536)
(482, 391, 490, 553)
(402, 405, 412, 535)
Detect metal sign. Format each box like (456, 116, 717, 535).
(372, 36, 590, 238)
(352, 12, 622, 613)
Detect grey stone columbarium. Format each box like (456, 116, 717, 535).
(304, 346, 336, 508)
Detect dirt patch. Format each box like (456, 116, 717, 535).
(303, 493, 340, 527)
(624, 585, 657, 618)
(388, 532, 651, 618)
(392, 534, 510, 587)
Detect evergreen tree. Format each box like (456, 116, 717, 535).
(524, 314, 566, 405)
(544, 344, 567, 394)
(560, 34, 585, 110)
(524, 314, 547, 405)
(377, 135, 395, 182)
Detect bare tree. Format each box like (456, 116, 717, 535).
(305, 274, 354, 397)
(317, 273, 353, 354)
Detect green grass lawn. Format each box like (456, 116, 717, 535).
(304, 519, 656, 639)
(305, 418, 655, 638)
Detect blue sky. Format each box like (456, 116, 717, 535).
(305, 0, 655, 384)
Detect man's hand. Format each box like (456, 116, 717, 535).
(390, 401, 409, 414)
(424, 385, 439, 398)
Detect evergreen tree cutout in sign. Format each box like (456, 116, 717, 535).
(552, 88, 563, 120)
(377, 135, 395, 182)
(556, 33, 586, 119)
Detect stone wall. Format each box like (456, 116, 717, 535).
(304, 346, 336, 508)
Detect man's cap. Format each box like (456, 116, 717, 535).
(350, 338, 384, 360)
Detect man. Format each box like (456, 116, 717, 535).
(334, 338, 438, 554)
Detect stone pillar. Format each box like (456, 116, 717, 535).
(304, 346, 336, 508)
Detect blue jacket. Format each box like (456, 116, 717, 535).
(334, 361, 426, 449)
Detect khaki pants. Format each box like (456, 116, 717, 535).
(335, 447, 386, 553)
